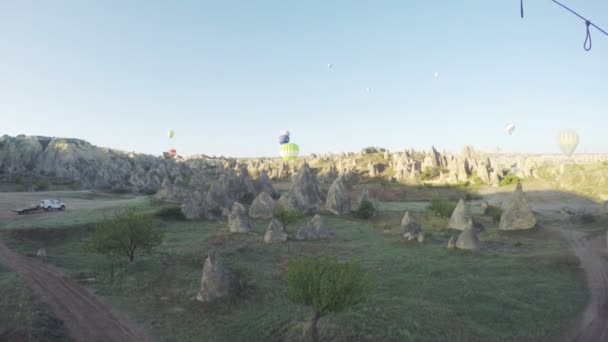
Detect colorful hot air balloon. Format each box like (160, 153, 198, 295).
(169, 149, 177, 158)
(278, 134, 290, 145)
(279, 143, 299, 161)
(168, 130, 175, 139)
(557, 130, 579, 157)
(505, 123, 516, 135)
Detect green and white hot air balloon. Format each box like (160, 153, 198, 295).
(279, 143, 299, 161)
(557, 130, 579, 157)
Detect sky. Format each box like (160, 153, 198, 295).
(1, 1, 607, 157)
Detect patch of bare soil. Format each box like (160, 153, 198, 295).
(0, 192, 151, 342)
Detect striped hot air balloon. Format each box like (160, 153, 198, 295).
(557, 130, 579, 157)
(279, 143, 299, 161)
(168, 130, 175, 139)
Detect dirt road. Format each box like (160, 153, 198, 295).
(0, 191, 151, 342)
(481, 185, 608, 342)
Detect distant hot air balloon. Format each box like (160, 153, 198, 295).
(505, 123, 516, 135)
(434, 71, 440, 79)
(279, 143, 299, 161)
(169, 149, 177, 158)
(327, 63, 333, 69)
(168, 130, 175, 139)
(557, 130, 579, 157)
(278, 134, 290, 145)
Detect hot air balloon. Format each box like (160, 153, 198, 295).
(434, 71, 440, 79)
(327, 63, 333, 69)
(281, 130, 290, 137)
(169, 149, 177, 158)
(505, 123, 516, 135)
(168, 130, 175, 139)
(557, 130, 579, 157)
(279, 143, 299, 161)
(278, 134, 290, 145)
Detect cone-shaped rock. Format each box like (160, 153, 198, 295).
(447, 236, 456, 249)
(249, 192, 275, 219)
(181, 190, 208, 220)
(447, 199, 474, 230)
(296, 214, 329, 240)
(498, 183, 536, 230)
(228, 202, 252, 233)
(400, 211, 421, 235)
(264, 219, 288, 243)
(288, 163, 325, 212)
(456, 228, 479, 251)
(196, 250, 235, 303)
(37, 248, 47, 258)
(255, 171, 279, 199)
(480, 201, 489, 215)
(326, 176, 351, 215)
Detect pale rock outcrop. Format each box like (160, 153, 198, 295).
(249, 192, 275, 219)
(228, 202, 252, 233)
(264, 219, 288, 243)
(456, 228, 480, 251)
(447, 199, 474, 230)
(296, 214, 329, 240)
(288, 163, 325, 212)
(326, 176, 351, 215)
(196, 250, 235, 303)
(498, 183, 536, 230)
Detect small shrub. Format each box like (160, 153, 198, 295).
(273, 205, 305, 228)
(420, 167, 439, 181)
(155, 206, 186, 220)
(34, 178, 49, 191)
(286, 256, 374, 341)
(428, 198, 457, 218)
(353, 199, 376, 219)
(500, 173, 521, 186)
(485, 205, 503, 223)
(580, 213, 595, 224)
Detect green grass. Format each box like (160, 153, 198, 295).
(0, 265, 71, 341)
(4, 199, 588, 342)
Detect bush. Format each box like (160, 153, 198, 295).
(87, 208, 164, 263)
(353, 200, 376, 219)
(500, 173, 521, 186)
(286, 257, 374, 341)
(34, 178, 49, 191)
(420, 167, 439, 181)
(155, 206, 186, 220)
(428, 198, 457, 218)
(485, 205, 503, 223)
(273, 205, 305, 228)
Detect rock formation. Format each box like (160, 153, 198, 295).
(288, 163, 325, 212)
(456, 228, 480, 251)
(447, 199, 474, 230)
(249, 192, 275, 219)
(228, 202, 252, 233)
(326, 176, 351, 215)
(498, 183, 536, 230)
(254, 171, 279, 198)
(264, 219, 288, 243)
(296, 214, 329, 240)
(400, 211, 422, 238)
(196, 250, 235, 303)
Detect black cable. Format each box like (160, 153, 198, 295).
(521, 0, 524, 18)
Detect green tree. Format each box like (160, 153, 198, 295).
(273, 204, 304, 230)
(353, 199, 376, 219)
(286, 257, 374, 341)
(87, 208, 164, 263)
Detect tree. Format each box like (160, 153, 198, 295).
(87, 208, 164, 263)
(273, 204, 304, 230)
(286, 257, 374, 341)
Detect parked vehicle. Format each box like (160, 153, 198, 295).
(40, 199, 66, 211)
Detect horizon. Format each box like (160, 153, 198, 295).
(1, 1, 607, 157)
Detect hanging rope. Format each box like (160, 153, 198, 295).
(584, 21, 592, 51)
(520, 0, 608, 51)
(549, 0, 608, 51)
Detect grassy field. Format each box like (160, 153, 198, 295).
(0, 265, 70, 341)
(3, 196, 588, 342)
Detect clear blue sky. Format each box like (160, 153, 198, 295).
(1, 1, 606, 157)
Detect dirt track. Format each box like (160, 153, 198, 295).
(0, 192, 151, 342)
(482, 185, 608, 342)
